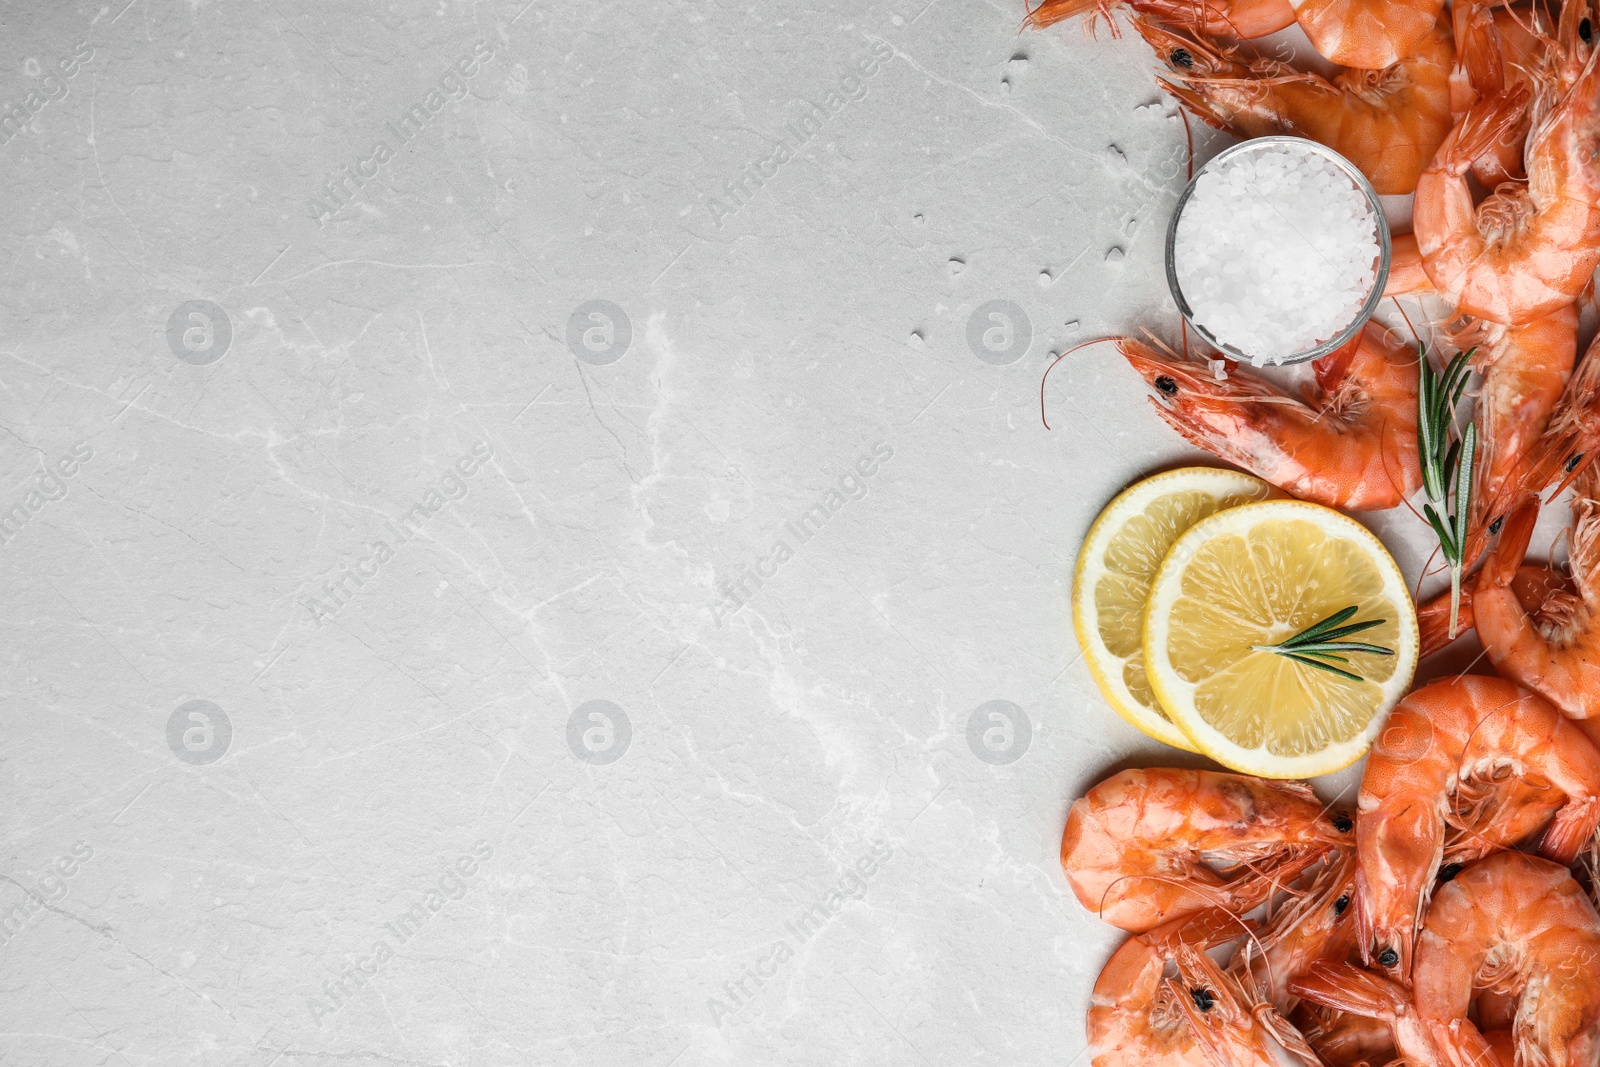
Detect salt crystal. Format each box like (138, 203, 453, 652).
(1173, 144, 1380, 365)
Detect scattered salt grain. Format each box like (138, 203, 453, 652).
(1173, 144, 1380, 365)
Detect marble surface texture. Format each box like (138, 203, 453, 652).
(0, 1, 1451, 1064)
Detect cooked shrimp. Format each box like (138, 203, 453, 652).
(1292, 960, 1452, 1066)
(1089, 909, 1243, 1067)
(1295, 961, 1527, 1067)
(1062, 768, 1352, 933)
(1449, 0, 1549, 186)
(1090, 908, 1319, 1067)
(1356, 675, 1600, 980)
(1512, 329, 1600, 506)
(1414, 852, 1600, 1067)
(1407, 313, 1573, 662)
(1175, 940, 1324, 1067)
(1119, 322, 1421, 510)
(1289, 0, 1444, 69)
(1476, 472, 1600, 724)
(1143, 14, 1453, 195)
(1469, 306, 1579, 549)
(1294, 1004, 1398, 1067)
(1419, 561, 1589, 675)
(1233, 850, 1359, 1013)
(1413, 40, 1600, 325)
(1024, 0, 1294, 38)
(1386, 232, 1434, 296)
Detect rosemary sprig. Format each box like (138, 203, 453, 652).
(1252, 606, 1395, 682)
(1417, 347, 1478, 639)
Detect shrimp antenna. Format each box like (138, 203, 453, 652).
(1179, 107, 1195, 182)
(1040, 337, 1123, 430)
(1376, 414, 1427, 526)
(1413, 543, 1444, 607)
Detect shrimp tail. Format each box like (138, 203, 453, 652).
(1439, 85, 1532, 169)
(1385, 233, 1436, 297)
(1418, 573, 1478, 658)
(1287, 961, 1407, 1020)
(1452, 0, 1506, 101)
(1541, 797, 1600, 865)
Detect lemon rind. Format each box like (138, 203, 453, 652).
(1071, 467, 1274, 753)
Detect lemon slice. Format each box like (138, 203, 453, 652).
(1144, 500, 1418, 778)
(1073, 468, 1277, 752)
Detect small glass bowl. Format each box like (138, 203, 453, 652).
(1164, 136, 1392, 367)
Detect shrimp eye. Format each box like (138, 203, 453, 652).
(1169, 48, 1194, 68)
(1155, 375, 1179, 396)
(1581, 17, 1593, 42)
(1438, 863, 1463, 882)
(1378, 947, 1400, 968)
(1568, 453, 1585, 473)
(1488, 515, 1504, 535)
(1334, 895, 1350, 915)
(1332, 815, 1353, 833)
(1190, 987, 1215, 1012)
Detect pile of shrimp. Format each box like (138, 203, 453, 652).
(1031, 0, 1600, 1062)
(1029, 0, 1600, 665)
(1065, 679, 1600, 1066)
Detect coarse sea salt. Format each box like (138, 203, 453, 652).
(1173, 144, 1381, 366)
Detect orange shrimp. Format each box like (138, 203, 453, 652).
(1233, 850, 1359, 1013)
(1143, 14, 1453, 195)
(1413, 33, 1600, 325)
(1289, 0, 1444, 69)
(1476, 472, 1600, 726)
(1450, 0, 1551, 186)
(1090, 908, 1320, 1067)
(1409, 310, 1575, 657)
(1356, 675, 1600, 981)
(1024, 0, 1295, 39)
(1293, 960, 1527, 1067)
(1513, 330, 1600, 507)
(1386, 232, 1434, 296)
(1468, 306, 1579, 549)
(1413, 852, 1600, 1067)
(1089, 910, 1244, 1067)
(1061, 768, 1352, 934)
(1291, 961, 1453, 1066)
(1420, 568, 1583, 659)
(1119, 322, 1421, 511)
(1294, 1005, 1398, 1067)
